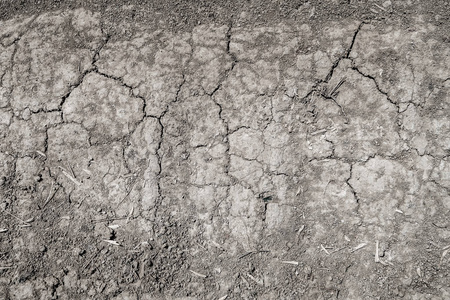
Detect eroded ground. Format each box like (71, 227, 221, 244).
(1, 5, 450, 300)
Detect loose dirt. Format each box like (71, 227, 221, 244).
(1, 1, 450, 299)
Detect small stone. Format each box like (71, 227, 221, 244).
(304, 266, 312, 276)
(21, 107, 31, 120)
(73, 247, 83, 256)
(0, 110, 12, 126)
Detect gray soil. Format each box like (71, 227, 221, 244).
(1, 1, 450, 299)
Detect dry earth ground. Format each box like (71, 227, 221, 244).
(0, 1, 450, 299)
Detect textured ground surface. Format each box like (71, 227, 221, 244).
(1, 1, 450, 299)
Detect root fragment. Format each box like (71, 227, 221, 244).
(375, 240, 380, 263)
(103, 240, 120, 246)
(189, 270, 207, 278)
(59, 166, 81, 186)
(247, 273, 263, 285)
(36, 150, 46, 158)
(297, 225, 305, 235)
(350, 242, 367, 253)
(320, 244, 331, 255)
(126, 206, 134, 223)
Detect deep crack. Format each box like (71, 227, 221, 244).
(346, 163, 361, 204)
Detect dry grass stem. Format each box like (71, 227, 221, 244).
(189, 270, 207, 278)
(350, 242, 367, 253)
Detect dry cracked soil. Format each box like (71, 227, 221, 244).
(1, 0, 450, 299)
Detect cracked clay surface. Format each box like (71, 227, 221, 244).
(1, 4, 450, 300)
